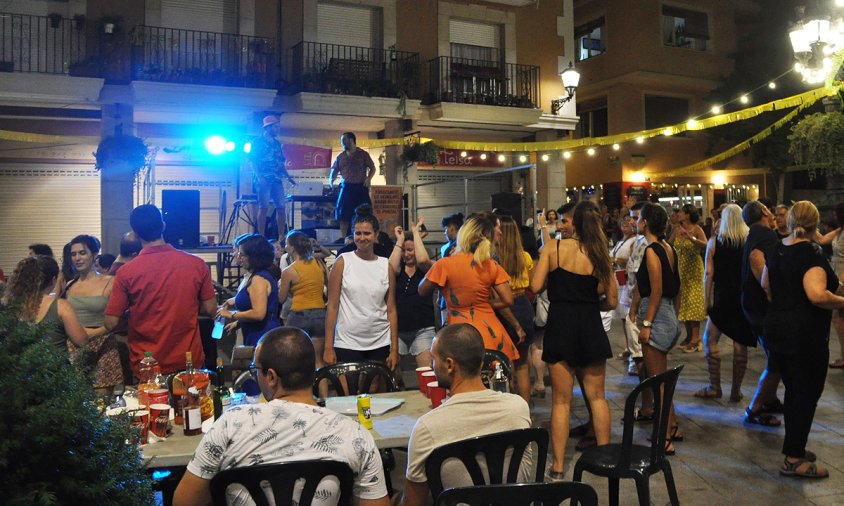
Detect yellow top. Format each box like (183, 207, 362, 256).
(290, 259, 325, 311)
(510, 251, 534, 296)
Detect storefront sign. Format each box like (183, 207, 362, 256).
(282, 144, 332, 170)
(419, 149, 505, 168)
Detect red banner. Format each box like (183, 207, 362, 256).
(282, 144, 333, 170)
(419, 149, 506, 168)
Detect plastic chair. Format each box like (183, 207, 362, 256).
(573, 365, 684, 506)
(209, 461, 354, 506)
(424, 427, 549, 500)
(481, 349, 513, 389)
(312, 361, 400, 397)
(436, 482, 599, 506)
(233, 369, 260, 396)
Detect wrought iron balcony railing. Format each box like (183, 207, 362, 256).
(0, 12, 87, 74)
(426, 56, 539, 109)
(130, 25, 277, 88)
(286, 41, 420, 99)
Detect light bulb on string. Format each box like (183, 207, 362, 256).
(740, 95, 749, 104)
(636, 136, 645, 144)
(612, 143, 620, 151)
(541, 154, 550, 162)
(498, 154, 506, 162)
(587, 148, 596, 156)
(519, 155, 527, 163)
(460, 151, 468, 157)
(480, 153, 487, 160)
(711, 105, 722, 114)
(768, 82, 776, 89)
(563, 151, 571, 159)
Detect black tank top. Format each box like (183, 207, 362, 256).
(636, 242, 680, 298)
(547, 240, 600, 304)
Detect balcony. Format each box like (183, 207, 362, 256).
(0, 12, 87, 74)
(286, 41, 420, 99)
(426, 56, 539, 109)
(130, 26, 277, 88)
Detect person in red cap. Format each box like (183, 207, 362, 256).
(248, 114, 296, 239)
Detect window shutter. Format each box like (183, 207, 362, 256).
(317, 3, 375, 48)
(448, 19, 500, 48)
(161, 0, 237, 33)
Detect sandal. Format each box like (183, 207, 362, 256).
(664, 440, 675, 456)
(681, 341, 703, 353)
(805, 450, 817, 462)
(633, 409, 654, 423)
(669, 425, 684, 442)
(829, 359, 844, 369)
(745, 407, 781, 427)
(546, 470, 566, 483)
(694, 385, 722, 399)
(780, 458, 829, 479)
(575, 435, 597, 451)
(761, 398, 784, 414)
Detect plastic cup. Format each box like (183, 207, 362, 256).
(149, 404, 171, 439)
(421, 372, 436, 398)
(415, 367, 432, 395)
(128, 408, 149, 445)
(615, 269, 627, 286)
(428, 382, 447, 408)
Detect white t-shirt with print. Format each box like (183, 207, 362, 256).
(187, 399, 387, 505)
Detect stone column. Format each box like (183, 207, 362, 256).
(536, 131, 566, 210)
(100, 103, 137, 257)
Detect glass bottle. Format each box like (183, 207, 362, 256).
(213, 358, 230, 420)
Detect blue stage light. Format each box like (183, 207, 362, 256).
(243, 142, 252, 154)
(225, 141, 236, 152)
(204, 135, 227, 155)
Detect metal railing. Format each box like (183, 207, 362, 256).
(130, 25, 277, 88)
(426, 56, 539, 108)
(286, 41, 420, 98)
(0, 12, 88, 74)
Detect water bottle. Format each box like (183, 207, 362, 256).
(211, 315, 225, 340)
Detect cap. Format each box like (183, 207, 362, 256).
(262, 115, 279, 128)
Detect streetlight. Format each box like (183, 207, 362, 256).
(789, 5, 844, 82)
(551, 62, 581, 115)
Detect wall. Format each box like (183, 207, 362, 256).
(516, 0, 567, 114)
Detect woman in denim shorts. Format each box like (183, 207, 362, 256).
(630, 202, 683, 453)
(278, 231, 328, 368)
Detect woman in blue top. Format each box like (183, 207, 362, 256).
(218, 234, 280, 347)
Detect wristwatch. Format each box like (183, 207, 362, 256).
(642, 320, 653, 328)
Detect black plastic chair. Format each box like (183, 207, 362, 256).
(209, 461, 354, 506)
(436, 482, 598, 506)
(425, 427, 549, 500)
(312, 361, 400, 397)
(481, 349, 513, 390)
(573, 365, 684, 506)
(233, 369, 260, 396)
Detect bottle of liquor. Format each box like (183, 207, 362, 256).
(213, 358, 230, 420)
(183, 385, 203, 436)
(173, 351, 196, 426)
(137, 351, 161, 407)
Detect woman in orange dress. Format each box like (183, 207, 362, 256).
(419, 212, 523, 362)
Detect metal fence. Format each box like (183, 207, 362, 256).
(427, 56, 539, 108)
(0, 12, 87, 74)
(287, 41, 420, 98)
(130, 25, 277, 88)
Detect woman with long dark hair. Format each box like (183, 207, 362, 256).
(3, 255, 89, 350)
(630, 202, 683, 452)
(218, 234, 280, 347)
(529, 201, 617, 480)
(669, 203, 707, 352)
(63, 234, 123, 390)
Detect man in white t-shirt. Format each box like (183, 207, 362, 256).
(398, 324, 532, 506)
(173, 327, 390, 506)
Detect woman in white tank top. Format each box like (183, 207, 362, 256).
(324, 211, 399, 370)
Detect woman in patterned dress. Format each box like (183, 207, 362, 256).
(669, 204, 707, 352)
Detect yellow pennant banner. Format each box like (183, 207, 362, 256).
(0, 129, 97, 144)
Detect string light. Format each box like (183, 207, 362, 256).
(612, 143, 620, 150)
(519, 155, 527, 163)
(711, 105, 722, 114)
(587, 148, 596, 156)
(739, 94, 749, 104)
(460, 151, 468, 157)
(497, 154, 506, 162)
(636, 136, 645, 144)
(563, 151, 571, 159)
(541, 154, 550, 162)
(480, 153, 487, 160)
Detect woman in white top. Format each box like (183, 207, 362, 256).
(816, 202, 844, 369)
(324, 211, 399, 370)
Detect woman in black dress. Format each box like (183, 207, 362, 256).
(761, 201, 844, 479)
(694, 204, 756, 401)
(530, 201, 617, 480)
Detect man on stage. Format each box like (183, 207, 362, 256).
(248, 114, 295, 239)
(329, 131, 376, 238)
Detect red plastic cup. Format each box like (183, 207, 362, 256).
(428, 382, 447, 408)
(615, 269, 628, 286)
(147, 388, 169, 408)
(421, 372, 436, 398)
(149, 403, 171, 439)
(128, 409, 149, 445)
(415, 367, 432, 395)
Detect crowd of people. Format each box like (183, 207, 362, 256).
(2, 190, 843, 501)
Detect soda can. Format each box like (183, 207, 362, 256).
(356, 394, 373, 429)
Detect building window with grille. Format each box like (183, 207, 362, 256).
(577, 98, 608, 138)
(575, 17, 605, 61)
(662, 5, 708, 51)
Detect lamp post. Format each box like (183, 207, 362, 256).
(789, 4, 844, 83)
(551, 61, 580, 115)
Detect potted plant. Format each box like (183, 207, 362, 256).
(788, 110, 844, 178)
(48, 13, 63, 29)
(95, 134, 148, 174)
(400, 140, 439, 167)
(0, 301, 154, 505)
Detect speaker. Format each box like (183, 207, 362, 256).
(491, 192, 523, 225)
(162, 189, 200, 248)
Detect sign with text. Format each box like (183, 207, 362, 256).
(418, 149, 505, 168)
(282, 144, 333, 170)
(371, 185, 404, 238)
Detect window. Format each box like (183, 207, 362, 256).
(575, 17, 605, 61)
(449, 19, 502, 63)
(317, 2, 380, 48)
(662, 5, 708, 51)
(645, 95, 689, 131)
(577, 98, 608, 138)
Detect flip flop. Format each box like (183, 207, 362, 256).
(745, 407, 781, 427)
(546, 470, 566, 483)
(761, 398, 785, 414)
(694, 385, 722, 399)
(829, 359, 844, 369)
(780, 458, 829, 479)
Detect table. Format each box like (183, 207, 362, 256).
(142, 390, 432, 470)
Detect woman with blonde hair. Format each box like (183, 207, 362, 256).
(420, 212, 521, 362)
(762, 201, 844, 478)
(694, 204, 756, 401)
(496, 215, 535, 402)
(530, 201, 617, 480)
